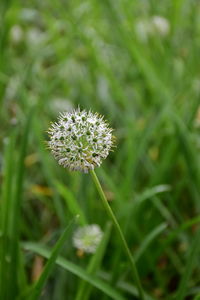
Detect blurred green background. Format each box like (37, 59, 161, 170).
(0, 0, 200, 299)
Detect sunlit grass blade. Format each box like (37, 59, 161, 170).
(119, 185, 171, 219)
(75, 222, 112, 300)
(136, 185, 172, 206)
(22, 242, 126, 300)
(27, 216, 78, 300)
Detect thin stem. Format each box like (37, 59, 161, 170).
(90, 169, 145, 300)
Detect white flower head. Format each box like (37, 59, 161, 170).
(48, 108, 115, 172)
(72, 224, 103, 254)
(135, 16, 170, 42)
(151, 16, 170, 36)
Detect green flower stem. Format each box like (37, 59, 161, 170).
(90, 169, 145, 300)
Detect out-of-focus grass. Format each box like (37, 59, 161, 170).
(0, 0, 200, 299)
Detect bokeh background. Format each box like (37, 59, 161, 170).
(1, 0, 200, 299)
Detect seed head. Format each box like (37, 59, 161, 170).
(72, 224, 103, 254)
(47, 108, 114, 172)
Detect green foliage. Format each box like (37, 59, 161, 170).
(0, 0, 200, 299)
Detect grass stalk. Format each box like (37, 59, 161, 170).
(90, 169, 145, 300)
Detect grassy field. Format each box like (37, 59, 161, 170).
(0, 0, 200, 299)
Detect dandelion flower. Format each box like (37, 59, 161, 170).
(47, 108, 114, 172)
(72, 224, 103, 254)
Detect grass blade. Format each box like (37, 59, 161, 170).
(173, 114, 200, 202)
(4, 110, 34, 299)
(28, 216, 78, 300)
(175, 228, 200, 300)
(161, 215, 200, 251)
(135, 223, 167, 262)
(54, 180, 87, 225)
(0, 132, 16, 299)
(22, 242, 126, 300)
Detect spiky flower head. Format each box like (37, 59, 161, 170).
(72, 224, 103, 254)
(47, 108, 114, 172)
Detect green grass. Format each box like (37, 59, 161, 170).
(0, 0, 200, 299)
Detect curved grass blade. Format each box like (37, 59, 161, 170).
(27, 216, 78, 300)
(160, 215, 200, 252)
(22, 242, 126, 300)
(119, 184, 171, 219)
(135, 223, 167, 262)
